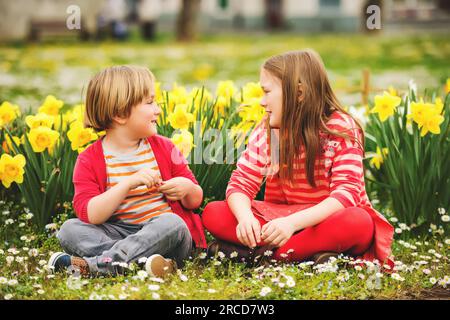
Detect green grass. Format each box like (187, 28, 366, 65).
(0, 200, 448, 300)
(1, 32, 449, 110)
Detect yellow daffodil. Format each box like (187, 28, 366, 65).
(216, 80, 236, 100)
(407, 97, 444, 136)
(370, 147, 388, 170)
(67, 121, 98, 151)
(0, 153, 26, 188)
(25, 113, 54, 129)
(192, 63, 214, 81)
(2, 135, 21, 154)
(0, 101, 21, 128)
(77, 143, 93, 154)
(388, 86, 398, 97)
(419, 108, 444, 137)
(155, 82, 164, 105)
(166, 84, 188, 113)
(27, 126, 60, 153)
(51, 104, 85, 132)
(188, 87, 212, 115)
(171, 130, 195, 158)
(370, 91, 402, 122)
(53, 113, 74, 131)
(168, 104, 195, 130)
(433, 97, 444, 114)
(231, 121, 256, 147)
(241, 82, 264, 101)
(238, 99, 266, 123)
(214, 96, 229, 117)
(444, 78, 450, 94)
(407, 98, 431, 127)
(38, 95, 63, 116)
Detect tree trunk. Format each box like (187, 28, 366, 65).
(176, 0, 201, 41)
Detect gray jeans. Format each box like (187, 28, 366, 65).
(57, 213, 193, 276)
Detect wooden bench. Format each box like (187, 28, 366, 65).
(28, 19, 89, 41)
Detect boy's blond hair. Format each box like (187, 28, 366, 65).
(85, 65, 155, 131)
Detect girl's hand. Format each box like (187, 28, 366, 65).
(126, 168, 162, 190)
(236, 216, 261, 248)
(261, 217, 295, 247)
(158, 177, 193, 201)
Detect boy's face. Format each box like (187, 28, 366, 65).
(126, 88, 161, 138)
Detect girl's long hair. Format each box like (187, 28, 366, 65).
(263, 49, 364, 187)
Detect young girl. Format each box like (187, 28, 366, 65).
(202, 50, 394, 268)
(49, 66, 206, 277)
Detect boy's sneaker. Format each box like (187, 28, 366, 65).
(48, 252, 90, 277)
(145, 254, 177, 278)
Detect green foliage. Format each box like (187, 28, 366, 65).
(365, 91, 450, 237)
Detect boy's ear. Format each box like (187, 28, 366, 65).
(112, 115, 127, 126)
(298, 83, 305, 103)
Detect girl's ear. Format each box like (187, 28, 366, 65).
(297, 83, 305, 103)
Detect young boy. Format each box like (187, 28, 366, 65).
(48, 66, 206, 277)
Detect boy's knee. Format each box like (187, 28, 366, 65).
(57, 218, 85, 244)
(158, 213, 190, 236)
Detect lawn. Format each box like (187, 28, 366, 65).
(0, 199, 449, 300)
(1, 32, 449, 110)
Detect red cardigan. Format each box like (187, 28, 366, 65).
(72, 134, 207, 249)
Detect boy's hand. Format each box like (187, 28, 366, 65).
(126, 168, 162, 190)
(158, 177, 193, 201)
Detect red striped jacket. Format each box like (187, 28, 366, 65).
(226, 111, 394, 265)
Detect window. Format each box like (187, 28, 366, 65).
(319, 0, 341, 8)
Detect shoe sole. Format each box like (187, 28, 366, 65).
(313, 252, 339, 265)
(47, 252, 66, 274)
(206, 242, 220, 258)
(145, 254, 176, 278)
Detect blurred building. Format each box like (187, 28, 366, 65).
(0, 0, 448, 41)
(383, 0, 450, 31)
(0, 0, 103, 41)
(160, 0, 366, 32)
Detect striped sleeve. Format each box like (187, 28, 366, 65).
(226, 122, 269, 201)
(328, 114, 365, 208)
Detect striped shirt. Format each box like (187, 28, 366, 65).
(103, 138, 173, 224)
(226, 111, 373, 217)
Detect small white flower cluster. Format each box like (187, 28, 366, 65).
(45, 223, 58, 232)
(178, 271, 188, 282)
(313, 259, 339, 274)
(0, 277, 18, 286)
(437, 207, 449, 222)
(391, 273, 405, 282)
(148, 284, 160, 291)
(133, 270, 148, 281)
(259, 286, 272, 297)
(397, 240, 418, 250)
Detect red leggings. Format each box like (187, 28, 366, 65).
(202, 201, 374, 262)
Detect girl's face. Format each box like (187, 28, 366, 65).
(260, 68, 283, 128)
(125, 88, 161, 138)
